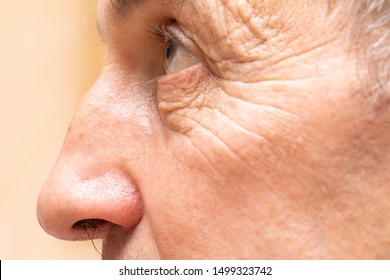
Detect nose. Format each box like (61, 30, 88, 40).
(37, 74, 149, 241)
(37, 165, 143, 240)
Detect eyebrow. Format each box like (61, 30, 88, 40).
(97, 0, 151, 41)
(110, 0, 184, 17)
(110, 0, 150, 16)
(98, 0, 185, 41)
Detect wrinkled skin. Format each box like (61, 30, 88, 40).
(37, 0, 390, 259)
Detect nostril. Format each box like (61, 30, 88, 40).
(72, 219, 109, 241)
(38, 167, 144, 241)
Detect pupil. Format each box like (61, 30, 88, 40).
(165, 41, 174, 60)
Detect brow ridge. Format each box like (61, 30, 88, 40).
(110, 0, 150, 16)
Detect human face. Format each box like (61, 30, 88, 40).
(37, 0, 390, 259)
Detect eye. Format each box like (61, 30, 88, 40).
(150, 22, 200, 75)
(148, 21, 198, 75)
(163, 39, 200, 74)
(164, 40, 176, 61)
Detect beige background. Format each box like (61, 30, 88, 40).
(0, 0, 105, 259)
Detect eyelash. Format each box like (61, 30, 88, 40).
(149, 22, 180, 48)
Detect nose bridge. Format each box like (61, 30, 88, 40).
(63, 72, 154, 158)
(37, 73, 153, 240)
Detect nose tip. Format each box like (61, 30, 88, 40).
(37, 165, 143, 241)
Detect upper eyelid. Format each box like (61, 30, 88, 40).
(149, 22, 202, 55)
(149, 22, 181, 45)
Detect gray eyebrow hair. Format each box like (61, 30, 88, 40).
(110, 0, 150, 16)
(110, 0, 184, 16)
(97, 0, 185, 41)
(96, 0, 152, 41)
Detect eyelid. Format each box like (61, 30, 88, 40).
(164, 24, 192, 47)
(150, 22, 201, 58)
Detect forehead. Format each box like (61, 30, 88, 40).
(96, 0, 285, 65)
(98, 0, 271, 25)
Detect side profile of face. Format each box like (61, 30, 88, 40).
(37, 0, 390, 259)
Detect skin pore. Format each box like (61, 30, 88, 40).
(37, 0, 390, 259)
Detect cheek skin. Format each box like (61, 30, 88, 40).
(153, 65, 270, 258)
(158, 66, 254, 179)
(148, 21, 389, 257)
(152, 57, 311, 258)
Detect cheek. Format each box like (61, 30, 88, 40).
(149, 72, 302, 257)
(147, 52, 361, 257)
(143, 154, 241, 258)
(157, 65, 271, 179)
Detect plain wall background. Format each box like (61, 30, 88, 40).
(0, 0, 105, 259)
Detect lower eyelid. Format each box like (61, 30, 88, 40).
(157, 64, 212, 115)
(158, 63, 208, 88)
